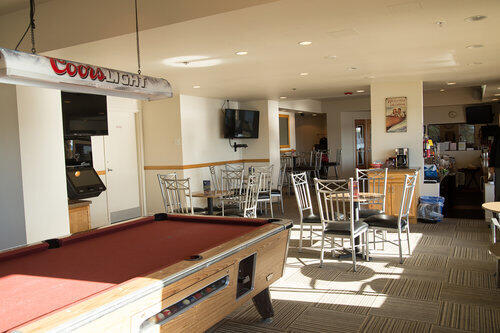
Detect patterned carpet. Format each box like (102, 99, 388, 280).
(208, 195, 500, 333)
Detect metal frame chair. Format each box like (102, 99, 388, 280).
(208, 165, 221, 191)
(271, 164, 286, 213)
(364, 172, 418, 263)
(158, 173, 178, 213)
(220, 169, 244, 216)
(314, 178, 369, 271)
(356, 168, 388, 249)
(251, 165, 274, 217)
(313, 151, 322, 179)
(331, 149, 342, 179)
(158, 176, 195, 215)
(225, 163, 245, 172)
(291, 172, 322, 252)
(242, 173, 262, 218)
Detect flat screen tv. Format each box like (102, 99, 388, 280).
(62, 92, 108, 136)
(224, 109, 259, 138)
(465, 104, 493, 124)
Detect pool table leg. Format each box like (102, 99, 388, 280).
(252, 287, 274, 322)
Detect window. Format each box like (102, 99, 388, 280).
(279, 114, 290, 148)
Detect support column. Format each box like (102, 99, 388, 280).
(370, 81, 424, 172)
(0, 84, 27, 250)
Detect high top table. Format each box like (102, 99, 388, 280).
(482, 202, 500, 287)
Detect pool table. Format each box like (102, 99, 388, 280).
(0, 214, 292, 332)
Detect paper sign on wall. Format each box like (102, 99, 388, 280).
(385, 96, 407, 133)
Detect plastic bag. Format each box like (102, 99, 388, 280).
(417, 196, 445, 222)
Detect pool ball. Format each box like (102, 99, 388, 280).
(182, 299, 190, 306)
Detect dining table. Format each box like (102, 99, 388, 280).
(192, 190, 231, 215)
(327, 191, 384, 256)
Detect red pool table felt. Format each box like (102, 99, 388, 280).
(0, 215, 269, 332)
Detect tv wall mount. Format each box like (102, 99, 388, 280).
(228, 138, 248, 152)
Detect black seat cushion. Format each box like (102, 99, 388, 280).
(302, 214, 321, 223)
(172, 207, 207, 214)
(359, 208, 383, 219)
(364, 214, 406, 229)
(271, 189, 281, 195)
(324, 221, 368, 235)
(258, 193, 270, 199)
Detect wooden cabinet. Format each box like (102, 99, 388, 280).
(68, 200, 91, 233)
(385, 170, 419, 223)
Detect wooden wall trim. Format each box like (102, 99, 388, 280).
(96, 170, 106, 175)
(144, 159, 270, 171)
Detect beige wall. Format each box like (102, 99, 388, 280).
(142, 95, 184, 214)
(322, 96, 370, 177)
(179, 95, 242, 207)
(295, 113, 327, 153)
(16, 86, 70, 243)
(340, 111, 370, 178)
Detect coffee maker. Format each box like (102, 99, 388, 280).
(395, 148, 409, 168)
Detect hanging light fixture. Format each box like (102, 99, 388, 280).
(0, 0, 172, 100)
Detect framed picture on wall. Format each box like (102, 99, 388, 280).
(385, 96, 407, 133)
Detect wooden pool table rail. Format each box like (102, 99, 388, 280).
(13, 217, 292, 333)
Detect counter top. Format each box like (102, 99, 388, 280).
(68, 200, 91, 209)
(387, 166, 421, 172)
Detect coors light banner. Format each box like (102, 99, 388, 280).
(0, 47, 173, 100)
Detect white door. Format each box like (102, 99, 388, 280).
(104, 111, 141, 223)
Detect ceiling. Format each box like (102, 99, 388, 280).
(0, 0, 53, 15)
(43, 0, 500, 101)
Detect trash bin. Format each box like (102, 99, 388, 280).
(417, 196, 445, 223)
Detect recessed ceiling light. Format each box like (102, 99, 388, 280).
(466, 44, 484, 49)
(298, 41, 312, 46)
(292, 88, 297, 91)
(279, 96, 287, 99)
(435, 20, 446, 27)
(235, 51, 248, 56)
(325, 55, 337, 60)
(440, 89, 446, 92)
(465, 15, 487, 22)
(492, 98, 499, 101)
(193, 85, 201, 89)
(446, 82, 456, 85)
(356, 90, 365, 93)
(348, 67, 358, 71)
(299, 72, 309, 76)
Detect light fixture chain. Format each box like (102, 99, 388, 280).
(30, 0, 36, 54)
(134, 0, 141, 75)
